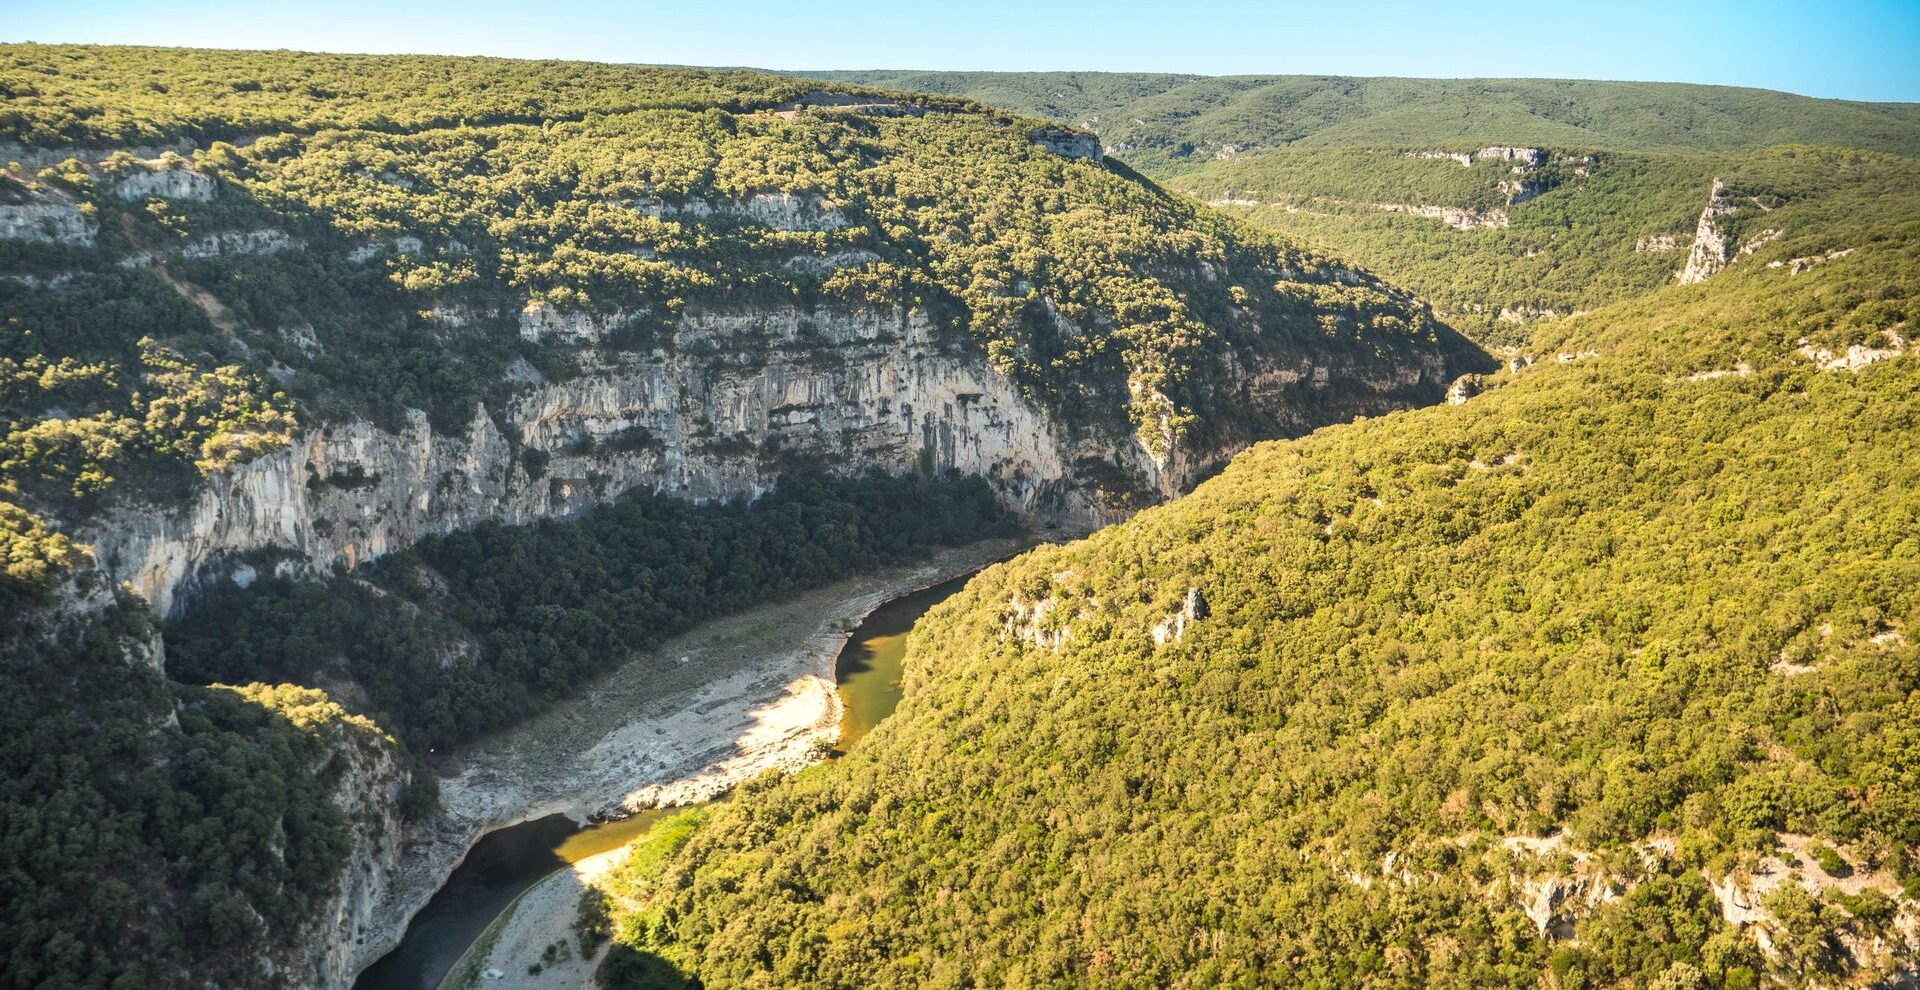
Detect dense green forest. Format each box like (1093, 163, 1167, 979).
(169, 471, 1018, 751)
(0, 45, 1463, 990)
(0, 600, 390, 989)
(3, 43, 1917, 990)
(0, 45, 866, 147)
(804, 70, 1920, 348)
(598, 156, 1920, 987)
(0, 44, 1470, 617)
(797, 71, 1920, 173)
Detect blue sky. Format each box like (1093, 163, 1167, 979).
(5, 0, 1918, 102)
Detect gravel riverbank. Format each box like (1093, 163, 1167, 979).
(355, 537, 1033, 986)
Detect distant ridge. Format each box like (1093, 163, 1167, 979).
(783, 71, 1920, 171)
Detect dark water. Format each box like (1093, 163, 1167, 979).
(833, 572, 970, 753)
(352, 570, 974, 990)
(350, 814, 576, 990)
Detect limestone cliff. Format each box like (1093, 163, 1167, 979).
(0, 200, 95, 246)
(84, 299, 1456, 617)
(1677, 178, 1784, 285)
(1678, 179, 1736, 284)
(1374, 201, 1510, 230)
(1028, 126, 1104, 161)
(270, 725, 408, 990)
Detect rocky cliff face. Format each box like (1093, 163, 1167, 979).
(83, 300, 1456, 617)
(1678, 179, 1735, 284)
(112, 166, 216, 203)
(1676, 178, 1792, 285)
(269, 728, 408, 990)
(1374, 201, 1510, 230)
(0, 200, 95, 245)
(1029, 127, 1104, 161)
(1499, 832, 1919, 980)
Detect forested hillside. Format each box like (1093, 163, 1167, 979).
(805, 70, 1920, 346)
(0, 603, 396, 990)
(0, 45, 1478, 989)
(796, 71, 1920, 172)
(600, 146, 1920, 987)
(1, 44, 1473, 613)
(6, 43, 1915, 990)
(1178, 146, 1907, 345)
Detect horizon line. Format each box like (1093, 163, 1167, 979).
(3, 38, 1913, 107)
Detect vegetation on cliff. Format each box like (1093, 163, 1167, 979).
(0, 43, 1470, 611)
(0, 601, 388, 990)
(169, 471, 1019, 751)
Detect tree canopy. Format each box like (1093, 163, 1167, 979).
(599, 149, 1920, 990)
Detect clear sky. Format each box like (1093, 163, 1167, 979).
(5, 0, 1918, 103)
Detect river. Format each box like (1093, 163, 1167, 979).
(352, 569, 975, 990)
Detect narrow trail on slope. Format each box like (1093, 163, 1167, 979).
(119, 211, 245, 336)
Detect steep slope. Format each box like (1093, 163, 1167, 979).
(1, 45, 1481, 611)
(801, 72, 1920, 348)
(0, 605, 406, 990)
(602, 152, 1920, 988)
(1176, 146, 1902, 346)
(0, 46, 1479, 990)
(794, 71, 1920, 172)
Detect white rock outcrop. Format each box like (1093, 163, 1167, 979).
(1771, 247, 1853, 275)
(0, 201, 95, 245)
(119, 227, 298, 265)
(1028, 127, 1104, 162)
(1375, 202, 1509, 231)
(0, 138, 197, 170)
(518, 301, 638, 343)
(638, 192, 848, 231)
(1493, 829, 1917, 974)
(1678, 179, 1736, 284)
(1498, 178, 1548, 206)
(113, 166, 217, 203)
(1003, 595, 1074, 651)
(1411, 150, 1476, 167)
(1408, 148, 1544, 168)
(1796, 332, 1909, 372)
(1151, 586, 1207, 646)
(1479, 146, 1546, 165)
